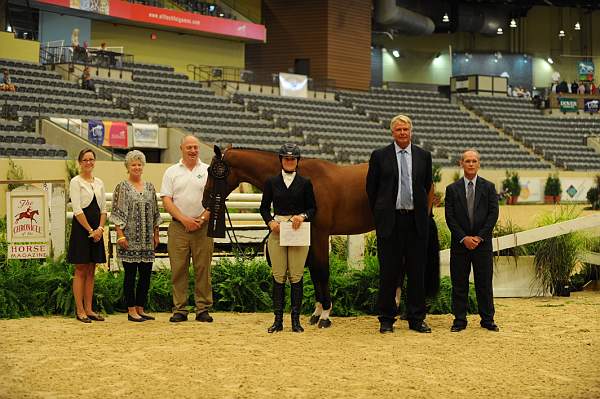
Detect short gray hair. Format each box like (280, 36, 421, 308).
(461, 149, 481, 161)
(124, 150, 146, 168)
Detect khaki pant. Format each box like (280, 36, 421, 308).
(168, 220, 214, 314)
(268, 216, 309, 284)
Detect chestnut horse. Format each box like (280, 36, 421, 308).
(203, 146, 439, 328)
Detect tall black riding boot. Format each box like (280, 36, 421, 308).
(290, 278, 304, 333)
(268, 279, 285, 333)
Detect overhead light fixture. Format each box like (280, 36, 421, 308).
(442, 13, 450, 23)
(497, 27, 503, 35)
(547, 57, 554, 64)
(574, 22, 581, 30)
(510, 19, 517, 28)
(558, 30, 565, 38)
(392, 50, 400, 58)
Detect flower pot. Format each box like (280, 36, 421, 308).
(508, 195, 519, 205)
(544, 195, 561, 204)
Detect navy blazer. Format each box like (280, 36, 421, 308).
(444, 176, 499, 252)
(366, 143, 432, 238)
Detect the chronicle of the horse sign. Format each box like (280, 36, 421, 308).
(6, 185, 50, 259)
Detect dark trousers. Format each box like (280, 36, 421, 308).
(450, 249, 495, 326)
(377, 212, 427, 325)
(123, 262, 152, 308)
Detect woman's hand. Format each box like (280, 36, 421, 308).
(153, 233, 160, 249)
(290, 215, 304, 230)
(268, 220, 280, 233)
(117, 236, 129, 249)
(91, 228, 103, 243)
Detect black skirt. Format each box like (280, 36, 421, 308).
(67, 195, 106, 264)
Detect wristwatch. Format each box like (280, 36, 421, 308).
(300, 213, 308, 221)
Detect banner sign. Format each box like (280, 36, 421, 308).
(584, 99, 599, 113)
(517, 178, 542, 203)
(455, 79, 469, 91)
(6, 186, 50, 259)
(34, 0, 266, 42)
(558, 97, 578, 112)
(132, 123, 159, 148)
(578, 60, 594, 82)
(560, 178, 594, 202)
(279, 73, 308, 98)
(104, 121, 128, 148)
(88, 120, 105, 145)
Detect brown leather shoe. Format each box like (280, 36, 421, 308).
(195, 311, 213, 323)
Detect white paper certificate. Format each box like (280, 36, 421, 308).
(279, 222, 311, 246)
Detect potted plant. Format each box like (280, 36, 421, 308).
(586, 174, 600, 210)
(501, 171, 521, 205)
(432, 164, 443, 206)
(543, 173, 562, 204)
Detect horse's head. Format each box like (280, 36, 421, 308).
(202, 145, 239, 208)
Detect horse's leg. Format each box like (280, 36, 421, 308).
(311, 232, 332, 328)
(307, 248, 323, 325)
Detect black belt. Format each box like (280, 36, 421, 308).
(396, 209, 414, 215)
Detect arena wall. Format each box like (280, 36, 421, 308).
(0, 31, 40, 63)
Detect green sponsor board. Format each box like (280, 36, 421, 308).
(558, 97, 578, 112)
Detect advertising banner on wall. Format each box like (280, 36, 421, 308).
(279, 73, 308, 98)
(87, 120, 105, 145)
(517, 178, 542, 203)
(6, 186, 50, 259)
(584, 99, 599, 113)
(578, 60, 594, 82)
(104, 121, 128, 148)
(558, 98, 578, 112)
(132, 123, 159, 147)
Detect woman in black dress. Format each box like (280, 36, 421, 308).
(259, 143, 316, 333)
(67, 148, 107, 323)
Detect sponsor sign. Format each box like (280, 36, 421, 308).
(584, 99, 599, 113)
(455, 79, 469, 91)
(560, 178, 594, 202)
(132, 123, 159, 147)
(558, 97, 578, 112)
(279, 73, 308, 98)
(6, 186, 50, 259)
(517, 178, 542, 203)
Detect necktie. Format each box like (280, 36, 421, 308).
(400, 150, 411, 209)
(467, 181, 475, 228)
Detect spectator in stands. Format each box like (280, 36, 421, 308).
(161, 135, 214, 323)
(578, 81, 585, 95)
(67, 148, 107, 323)
(110, 150, 161, 322)
(571, 80, 579, 94)
(445, 149, 499, 333)
(557, 80, 569, 94)
(507, 85, 512, 96)
(592, 81, 598, 95)
(259, 143, 316, 334)
(550, 82, 558, 94)
(82, 66, 95, 91)
(1, 69, 16, 92)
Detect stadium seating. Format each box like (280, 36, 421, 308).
(461, 94, 600, 170)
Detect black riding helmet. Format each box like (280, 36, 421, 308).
(278, 143, 301, 161)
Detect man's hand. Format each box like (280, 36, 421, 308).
(463, 236, 481, 250)
(181, 215, 201, 232)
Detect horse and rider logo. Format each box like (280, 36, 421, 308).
(12, 199, 43, 236)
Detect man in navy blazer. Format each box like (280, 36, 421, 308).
(444, 149, 500, 332)
(366, 114, 433, 334)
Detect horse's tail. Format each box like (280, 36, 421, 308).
(425, 216, 441, 298)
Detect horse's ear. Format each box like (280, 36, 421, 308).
(224, 143, 233, 150)
(214, 145, 222, 159)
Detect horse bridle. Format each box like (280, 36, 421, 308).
(207, 151, 267, 259)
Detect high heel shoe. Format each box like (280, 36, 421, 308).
(128, 314, 145, 322)
(76, 314, 92, 323)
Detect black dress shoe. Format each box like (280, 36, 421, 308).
(409, 322, 432, 333)
(481, 323, 500, 332)
(379, 322, 394, 334)
(128, 314, 145, 322)
(195, 311, 213, 323)
(169, 313, 188, 323)
(139, 313, 155, 320)
(451, 324, 466, 332)
(76, 315, 92, 323)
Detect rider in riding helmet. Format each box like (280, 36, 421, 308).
(259, 143, 317, 333)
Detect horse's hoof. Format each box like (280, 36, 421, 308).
(317, 319, 332, 329)
(309, 315, 320, 325)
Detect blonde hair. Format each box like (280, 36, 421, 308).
(390, 114, 413, 130)
(124, 150, 146, 168)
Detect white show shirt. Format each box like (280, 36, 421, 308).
(160, 159, 209, 218)
(281, 170, 296, 188)
(70, 175, 107, 216)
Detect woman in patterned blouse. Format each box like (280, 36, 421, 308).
(110, 150, 162, 322)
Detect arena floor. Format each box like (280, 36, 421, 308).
(1, 291, 598, 399)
